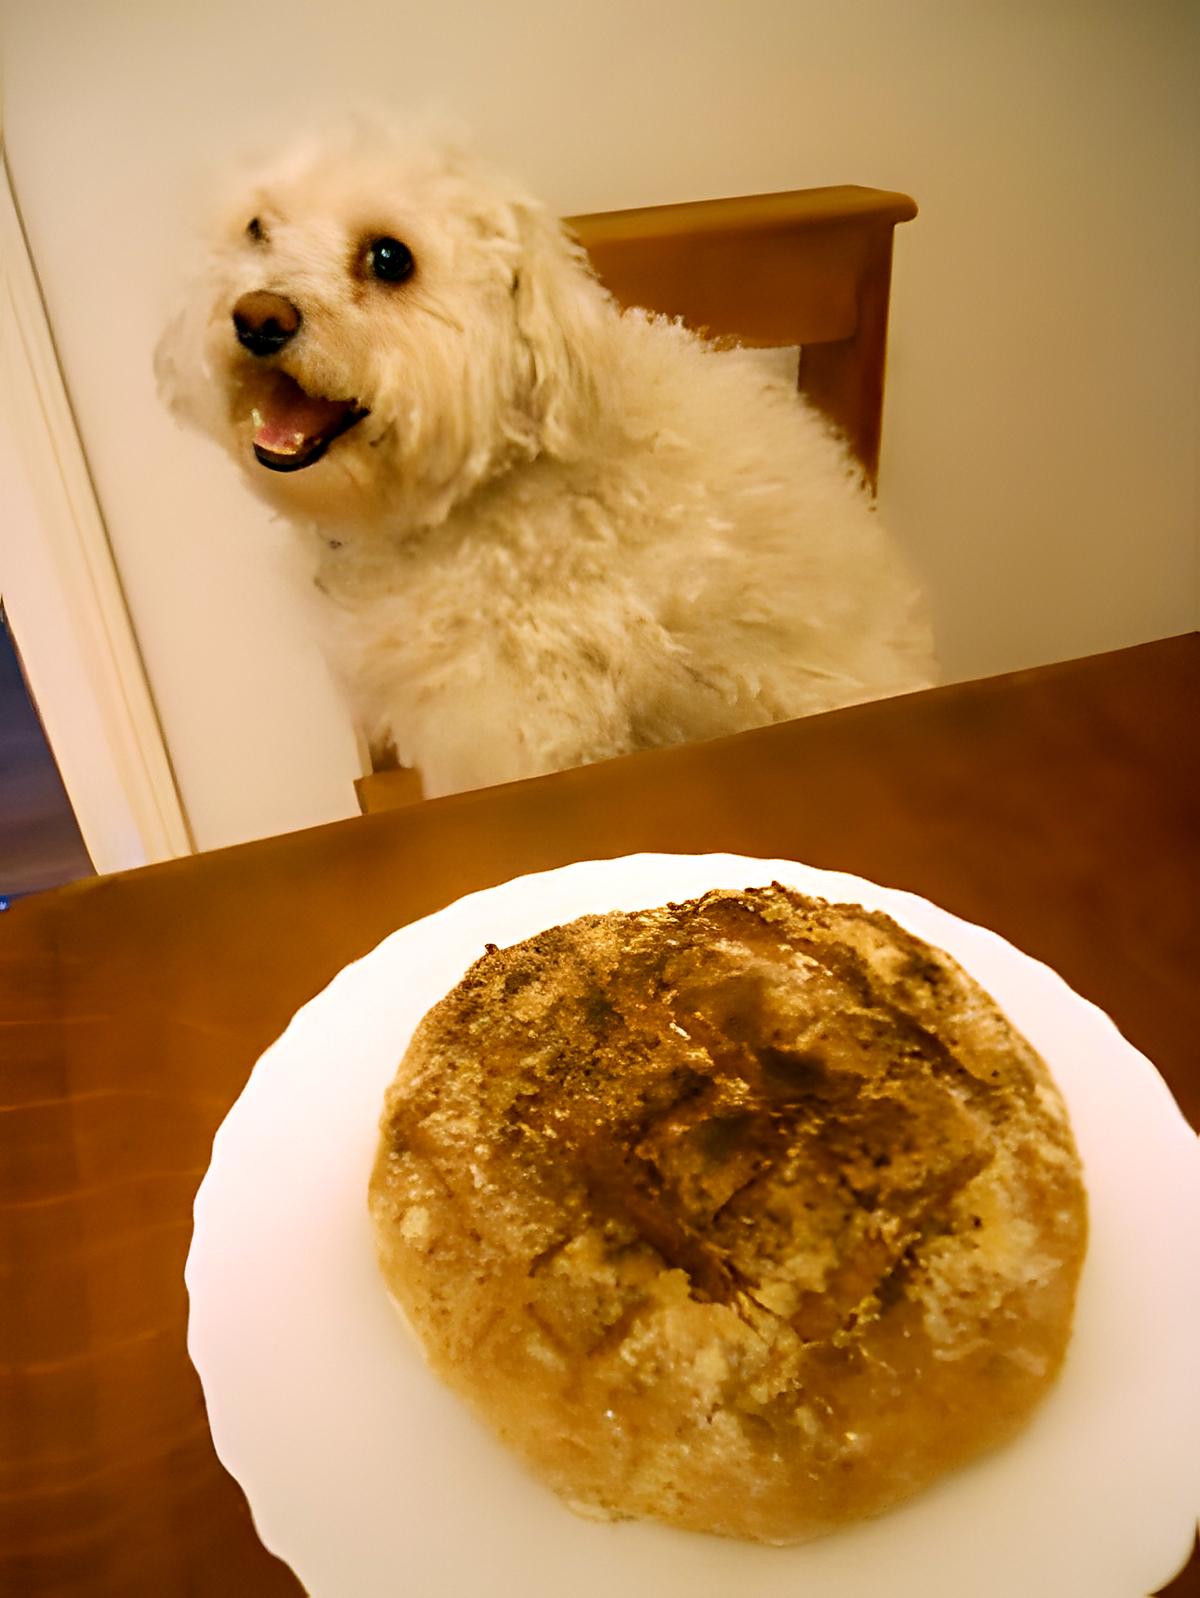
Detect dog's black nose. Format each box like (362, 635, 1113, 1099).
(233, 290, 301, 356)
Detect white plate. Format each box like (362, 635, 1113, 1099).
(187, 854, 1200, 1598)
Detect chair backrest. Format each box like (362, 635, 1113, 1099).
(569, 185, 917, 488)
(355, 185, 917, 813)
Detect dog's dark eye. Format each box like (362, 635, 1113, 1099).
(366, 237, 414, 283)
(246, 217, 265, 242)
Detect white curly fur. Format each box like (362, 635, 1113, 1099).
(157, 121, 937, 798)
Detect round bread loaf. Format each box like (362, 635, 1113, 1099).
(369, 886, 1087, 1544)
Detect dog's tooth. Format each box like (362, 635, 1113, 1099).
(251, 407, 263, 428)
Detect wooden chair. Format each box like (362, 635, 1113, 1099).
(356, 184, 917, 816)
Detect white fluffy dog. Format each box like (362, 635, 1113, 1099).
(157, 123, 936, 798)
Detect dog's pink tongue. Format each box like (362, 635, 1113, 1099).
(252, 384, 350, 455)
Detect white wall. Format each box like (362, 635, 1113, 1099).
(2, 0, 1196, 852)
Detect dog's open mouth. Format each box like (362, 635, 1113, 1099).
(248, 372, 368, 472)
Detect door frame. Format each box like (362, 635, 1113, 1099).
(1, 146, 192, 874)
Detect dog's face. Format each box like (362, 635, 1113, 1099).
(157, 126, 611, 531)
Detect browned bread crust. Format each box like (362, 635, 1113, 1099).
(370, 886, 1087, 1543)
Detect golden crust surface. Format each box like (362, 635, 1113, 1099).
(369, 886, 1087, 1543)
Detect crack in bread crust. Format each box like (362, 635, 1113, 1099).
(370, 885, 1087, 1544)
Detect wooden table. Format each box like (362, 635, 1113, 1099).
(3, 635, 1197, 1596)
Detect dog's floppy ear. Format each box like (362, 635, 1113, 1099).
(154, 296, 225, 437)
(509, 200, 615, 459)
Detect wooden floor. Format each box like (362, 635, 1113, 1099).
(0, 607, 93, 903)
